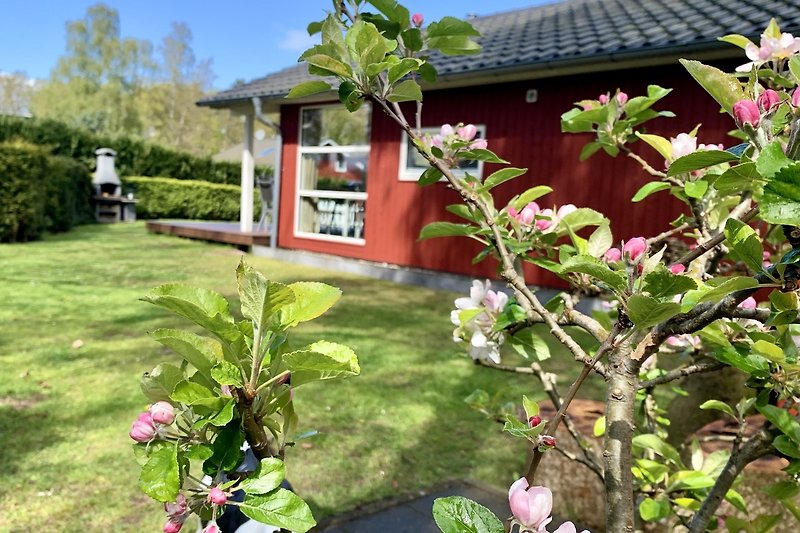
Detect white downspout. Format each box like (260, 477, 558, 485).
(240, 112, 255, 233)
(252, 97, 281, 249)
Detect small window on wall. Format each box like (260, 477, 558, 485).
(296, 104, 371, 243)
(398, 125, 486, 181)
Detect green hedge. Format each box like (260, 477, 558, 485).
(0, 115, 271, 185)
(0, 142, 93, 242)
(123, 176, 258, 221)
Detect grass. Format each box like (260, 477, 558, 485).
(0, 223, 600, 532)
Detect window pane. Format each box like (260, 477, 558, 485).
(300, 105, 371, 146)
(298, 197, 366, 239)
(299, 152, 368, 192)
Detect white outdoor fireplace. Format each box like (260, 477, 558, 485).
(92, 147, 136, 223)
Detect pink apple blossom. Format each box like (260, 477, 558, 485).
(440, 124, 455, 137)
(669, 264, 686, 275)
(739, 297, 757, 309)
(733, 99, 760, 127)
(757, 89, 780, 112)
(508, 478, 553, 531)
(208, 486, 228, 506)
(129, 412, 156, 443)
(203, 523, 221, 533)
(470, 138, 488, 150)
(556, 204, 577, 219)
(622, 237, 647, 262)
(457, 124, 478, 141)
(604, 247, 622, 262)
(671, 133, 697, 160)
(792, 87, 800, 107)
(411, 13, 424, 27)
(535, 209, 554, 231)
(552, 521, 590, 533)
(598, 94, 609, 104)
(164, 494, 187, 518)
(150, 401, 175, 425)
(163, 519, 183, 533)
(616, 91, 628, 106)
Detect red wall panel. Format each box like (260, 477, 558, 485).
(278, 63, 736, 287)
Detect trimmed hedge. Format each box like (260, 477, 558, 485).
(0, 142, 93, 242)
(0, 115, 272, 185)
(123, 176, 258, 221)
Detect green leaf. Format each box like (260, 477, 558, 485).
(725, 219, 764, 273)
(696, 277, 759, 304)
(401, 28, 423, 52)
(446, 204, 479, 223)
(142, 284, 237, 338)
(140, 363, 184, 403)
(211, 361, 243, 387)
(587, 220, 612, 258)
(418, 61, 437, 83)
(680, 59, 746, 114)
(240, 489, 316, 533)
(558, 208, 604, 233)
(139, 444, 180, 503)
(633, 434, 683, 466)
(149, 329, 221, 384)
(790, 56, 800, 83)
(632, 181, 671, 202)
(725, 489, 747, 513)
(304, 54, 352, 78)
(758, 404, 800, 444)
(667, 470, 716, 491)
(387, 79, 422, 102)
(667, 150, 739, 176)
(560, 254, 627, 291)
(718, 34, 754, 50)
(418, 166, 443, 185)
(207, 399, 235, 427)
(522, 395, 539, 419)
(593, 416, 606, 437)
(714, 162, 763, 193)
(345, 20, 388, 71)
(236, 261, 295, 331)
(684, 179, 709, 199)
(240, 458, 286, 495)
(170, 380, 216, 405)
(286, 81, 332, 99)
(642, 265, 697, 299)
(624, 85, 673, 117)
(419, 222, 477, 240)
(277, 282, 342, 328)
(640, 497, 670, 522)
(578, 141, 603, 161)
(458, 148, 508, 164)
(626, 295, 681, 328)
(427, 35, 481, 55)
(510, 185, 553, 210)
(757, 140, 792, 179)
(283, 341, 360, 386)
(432, 496, 505, 533)
(763, 480, 800, 500)
(203, 421, 245, 476)
(761, 162, 800, 225)
(700, 400, 736, 419)
(427, 16, 481, 37)
(507, 328, 551, 361)
(636, 133, 673, 161)
(388, 57, 422, 84)
(368, 0, 411, 29)
(480, 167, 527, 191)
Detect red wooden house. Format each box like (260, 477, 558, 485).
(195, 0, 800, 286)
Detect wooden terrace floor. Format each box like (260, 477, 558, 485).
(146, 220, 271, 247)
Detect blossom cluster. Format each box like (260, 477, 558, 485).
(737, 29, 800, 72)
(161, 485, 228, 533)
(451, 279, 509, 364)
(508, 479, 590, 532)
(508, 202, 577, 234)
(670, 132, 723, 163)
(129, 401, 175, 443)
(422, 123, 488, 169)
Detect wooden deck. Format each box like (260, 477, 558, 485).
(146, 221, 271, 247)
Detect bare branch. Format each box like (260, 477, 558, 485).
(638, 359, 725, 389)
(646, 223, 691, 246)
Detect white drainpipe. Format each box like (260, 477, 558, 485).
(253, 97, 282, 249)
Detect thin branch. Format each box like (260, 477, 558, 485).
(620, 145, 673, 181)
(638, 359, 725, 389)
(551, 445, 605, 481)
(675, 206, 759, 267)
(475, 360, 536, 374)
(646, 223, 691, 246)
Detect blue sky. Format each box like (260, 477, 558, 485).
(0, 0, 552, 90)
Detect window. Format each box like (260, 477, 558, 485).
(398, 125, 486, 181)
(296, 105, 370, 243)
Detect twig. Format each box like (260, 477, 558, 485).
(646, 223, 691, 246)
(638, 359, 725, 389)
(620, 145, 673, 181)
(675, 207, 759, 267)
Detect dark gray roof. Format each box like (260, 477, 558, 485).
(198, 0, 800, 107)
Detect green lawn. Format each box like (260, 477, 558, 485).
(0, 223, 599, 532)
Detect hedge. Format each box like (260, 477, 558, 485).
(123, 176, 259, 221)
(0, 115, 272, 186)
(0, 142, 94, 242)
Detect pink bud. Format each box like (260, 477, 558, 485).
(792, 87, 800, 108)
(616, 92, 628, 105)
(411, 13, 424, 27)
(763, 250, 772, 261)
(208, 486, 228, 506)
(165, 494, 188, 518)
(540, 435, 556, 447)
(163, 519, 183, 533)
(669, 264, 686, 275)
(457, 124, 478, 141)
(535, 209, 554, 231)
(150, 401, 175, 425)
(430, 134, 444, 149)
(622, 237, 647, 262)
(508, 478, 553, 530)
(203, 523, 221, 533)
(757, 89, 780, 112)
(129, 413, 156, 443)
(469, 138, 488, 150)
(440, 124, 454, 137)
(732, 99, 760, 127)
(556, 204, 577, 219)
(604, 247, 622, 262)
(598, 94, 609, 104)
(739, 296, 757, 309)
(220, 384, 232, 396)
(528, 415, 542, 427)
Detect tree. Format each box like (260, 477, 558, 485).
(0, 71, 35, 116)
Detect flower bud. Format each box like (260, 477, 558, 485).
(793, 87, 800, 108)
(556, 204, 577, 219)
(535, 209, 554, 231)
(203, 523, 221, 533)
(604, 247, 622, 262)
(669, 264, 686, 275)
(440, 124, 454, 137)
(616, 92, 628, 105)
(208, 486, 228, 506)
(732, 99, 760, 127)
(457, 124, 478, 141)
(598, 94, 609, 104)
(163, 519, 183, 533)
(757, 89, 780, 112)
(622, 237, 647, 262)
(540, 435, 556, 447)
(469, 138, 488, 150)
(129, 412, 156, 443)
(149, 401, 175, 425)
(508, 478, 553, 530)
(739, 296, 757, 309)
(164, 494, 187, 518)
(411, 13, 424, 27)
(528, 415, 542, 427)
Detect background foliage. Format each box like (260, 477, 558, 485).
(123, 176, 254, 221)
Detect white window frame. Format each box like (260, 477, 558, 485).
(295, 104, 370, 245)
(398, 125, 486, 182)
